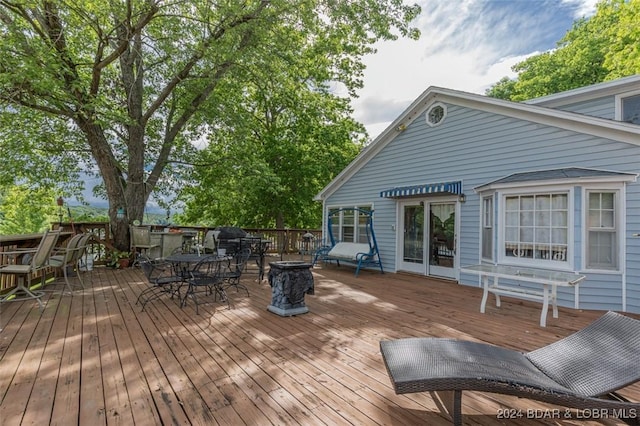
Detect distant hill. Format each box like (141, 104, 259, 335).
(66, 205, 171, 225)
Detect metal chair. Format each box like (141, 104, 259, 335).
(181, 255, 228, 313)
(222, 247, 251, 296)
(137, 255, 184, 311)
(242, 236, 269, 281)
(0, 229, 61, 311)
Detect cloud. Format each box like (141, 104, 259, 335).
(353, 0, 599, 138)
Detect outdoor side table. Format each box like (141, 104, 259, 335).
(267, 261, 314, 316)
(461, 264, 585, 327)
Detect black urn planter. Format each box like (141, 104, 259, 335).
(267, 261, 314, 316)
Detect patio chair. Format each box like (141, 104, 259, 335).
(130, 225, 160, 262)
(0, 229, 61, 311)
(48, 233, 90, 294)
(202, 230, 219, 254)
(380, 311, 640, 426)
(222, 247, 251, 296)
(136, 255, 184, 311)
(181, 255, 228, 313)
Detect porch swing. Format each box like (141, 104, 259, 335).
(312, 208, 384, 277)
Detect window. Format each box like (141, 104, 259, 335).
(426, 103, 447, 127)
(329, 205, 372, 243)
(481, 196, 493, 260)
(503, 193, 568, 264)
(622, 94, 640, 124)
(586, 191, 618, 270)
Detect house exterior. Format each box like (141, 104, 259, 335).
(314, 75, 640, 314)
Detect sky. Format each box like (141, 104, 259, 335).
(72, 0, 599, 212)
(352, 0, 599, 139)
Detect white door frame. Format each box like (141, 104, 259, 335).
(396, 196, 460, 279)
(397, 200, 426, 274)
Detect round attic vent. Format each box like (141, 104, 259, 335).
(426, 103, 446, 127)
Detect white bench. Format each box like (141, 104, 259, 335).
(314, 242, 383, 277)
(327, 242, 372, 261)
(461, 264, 585, 327)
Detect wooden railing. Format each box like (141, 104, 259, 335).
(1, 222, 323, 294)
(0, 232, 74, 293)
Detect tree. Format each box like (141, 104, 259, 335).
(486, 0, 640, 101)
(176, 20, 366, 229)
(0, 185, 56, 234)
(0, 1, 420, 250)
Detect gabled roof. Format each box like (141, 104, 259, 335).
(314, 81, 640, 202)
(474, 167, 638, 192)
(526, 75, 640, 107)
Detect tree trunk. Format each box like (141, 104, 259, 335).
(276, 211, 285, 229)
(76, 118, 149, 252)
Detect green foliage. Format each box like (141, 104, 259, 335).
(106, 250, 131, 268)
(0, 185, 57, 234)
(486, 0, 640, 100)
(0, 0, 421, 246)
(176, 40, 365, 229)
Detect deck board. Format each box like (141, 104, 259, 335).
(1, 259, 638, 425)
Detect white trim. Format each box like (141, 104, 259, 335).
(324, 203, 374, 243)
(581, 184, 625, 274)
(425, 102, 447, 127)
(474, 167, 638, 193)
(480, 195, 494, 262)
(615, 89, 640, 122)
(396, 200, 426, 275)
(527, 75, 640, 107)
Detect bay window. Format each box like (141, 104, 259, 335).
(586, 191, 618, 270)
(481, 196, 493, 260)
(503, 192, 569, 265)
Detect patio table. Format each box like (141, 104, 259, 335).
(228, 237, 271, 280)
(165, 253, 233, 277)
(460, 264, 585, 327)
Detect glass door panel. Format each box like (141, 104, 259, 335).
(400, 203, 425, 273)
(429, 202, 456, 279)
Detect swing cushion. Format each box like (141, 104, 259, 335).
(327, 243, 372, 261)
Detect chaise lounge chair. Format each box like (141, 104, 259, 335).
(380, 311, 640, 425)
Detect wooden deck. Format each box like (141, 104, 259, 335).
(1, 258, 639, 425)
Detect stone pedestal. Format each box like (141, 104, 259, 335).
(267, 261, 314, 316)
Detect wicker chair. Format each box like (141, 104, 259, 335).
(380, 311, 640, 426)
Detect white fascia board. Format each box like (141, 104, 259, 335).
(474, 170, 638, 193)
(525, 75, 640, 107)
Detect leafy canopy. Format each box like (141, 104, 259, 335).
(486, 0, 640, 101)
(0, 0, 420, 243)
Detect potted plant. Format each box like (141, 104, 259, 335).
(107, 250, 131, 269)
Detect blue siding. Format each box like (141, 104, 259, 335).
(552, 96, 615, 119)
(325, 102, 640, 313)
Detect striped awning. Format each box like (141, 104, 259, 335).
(380, 181, 462, 198)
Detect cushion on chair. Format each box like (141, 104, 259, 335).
(327, 242, 371, 260)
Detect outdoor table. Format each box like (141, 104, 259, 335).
(460, 264, 586, 327)
(165, 253, 232, 276)
(228, 237, 272, 280)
